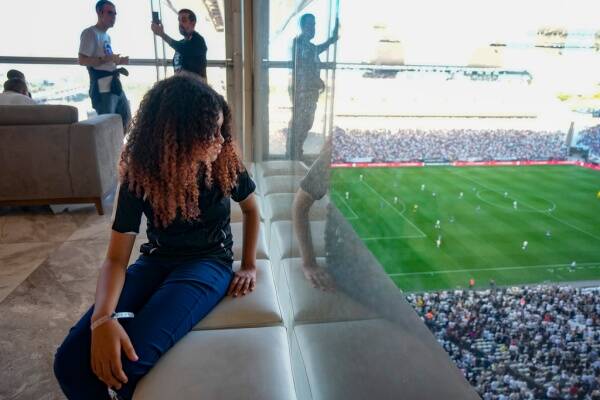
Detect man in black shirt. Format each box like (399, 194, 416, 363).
(151, 9, 208, 80)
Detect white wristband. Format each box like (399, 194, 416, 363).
(90, 312, 134, 331)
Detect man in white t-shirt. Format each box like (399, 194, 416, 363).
(0, 78, 36, 106)
(78, 0, 130, 130)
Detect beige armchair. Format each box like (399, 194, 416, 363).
(0, 105, 123, 214)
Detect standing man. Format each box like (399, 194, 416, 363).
(151, 9, 208, 80)
(288, 14, 339, 160)
(79, 0, 131, 130)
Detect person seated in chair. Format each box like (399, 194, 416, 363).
(0, 78, 36, 106)
(6, 69, 32, 98)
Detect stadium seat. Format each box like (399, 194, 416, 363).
(192, 260, 282, 330)
(133, 326, 296, 400)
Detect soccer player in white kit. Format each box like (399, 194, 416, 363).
(521, 240, 528, 250)
(513, 201, 518, 210)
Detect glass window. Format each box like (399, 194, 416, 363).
(0, 0, 155, 59)
(254, 1, 600, 398)
(0, 0, 226, 61)
(0, 65, 226, 120)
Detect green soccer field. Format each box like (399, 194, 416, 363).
(330, 165, 600, 292)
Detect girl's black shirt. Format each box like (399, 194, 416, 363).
(111, 170, 255, 265)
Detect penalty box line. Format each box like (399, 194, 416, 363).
(333, 185, 425, 240)
(332, 192, 359, 219)
(361, 180, 428, 238)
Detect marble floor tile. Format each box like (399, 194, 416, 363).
(67, 213, 147, 242)
(0, 236, 151, 400)
(0, 239, 107, 400)
(0, 242, 59, 303)
(65, 213, 113, 242)
(0, 209, 92, 244)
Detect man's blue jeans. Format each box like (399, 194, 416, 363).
(53, 255, 233, 399)
(95, 92, 131, 130)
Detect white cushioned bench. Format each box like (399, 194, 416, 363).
(277, 258, 376, 326)
(264, 193, 327, 222)
(231, 221, 269, 261)
(263, 193, 327, 244)
(261, 175, 303, 196)
(134, 326, 296, 400)
(290, 319, 479, 400)
(256, 160, 308, 188)
(192, 260, 282, 330)
(269, 220, 326, 281)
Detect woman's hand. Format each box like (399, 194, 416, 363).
(91, 319, 138, 390)
(227, 266, 257, 297)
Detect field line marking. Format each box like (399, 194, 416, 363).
(388, 262, 600, 277)
(361, 180, 428, 238)
(332, 192, 359, 219)
(362, 235, 426, 241)
(453, 170, 600, 243)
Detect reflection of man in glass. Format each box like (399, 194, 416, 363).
(288, 14, 339, 160)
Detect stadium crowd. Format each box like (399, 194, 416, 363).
(332, 128, 568, 163)
(577, 126, 600, 159)
(407, 286, 600, 400)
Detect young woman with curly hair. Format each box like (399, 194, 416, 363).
(53, 76, 260, 400)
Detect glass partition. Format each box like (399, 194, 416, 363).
(254, 1, 600, 399)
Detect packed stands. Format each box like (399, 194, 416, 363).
(332, 127, 568, 163)
(577, 126, 600, 159)
(407, 286, 600, 400)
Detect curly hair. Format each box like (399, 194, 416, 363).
(119, 76, 242, 228)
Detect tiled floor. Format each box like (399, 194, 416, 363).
(0, 193, 137, 400)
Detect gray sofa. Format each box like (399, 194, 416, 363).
(0, 105, 123, 214)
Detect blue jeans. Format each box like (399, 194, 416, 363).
(53, 256, 233, 400)
(95, 92, 131, 130)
